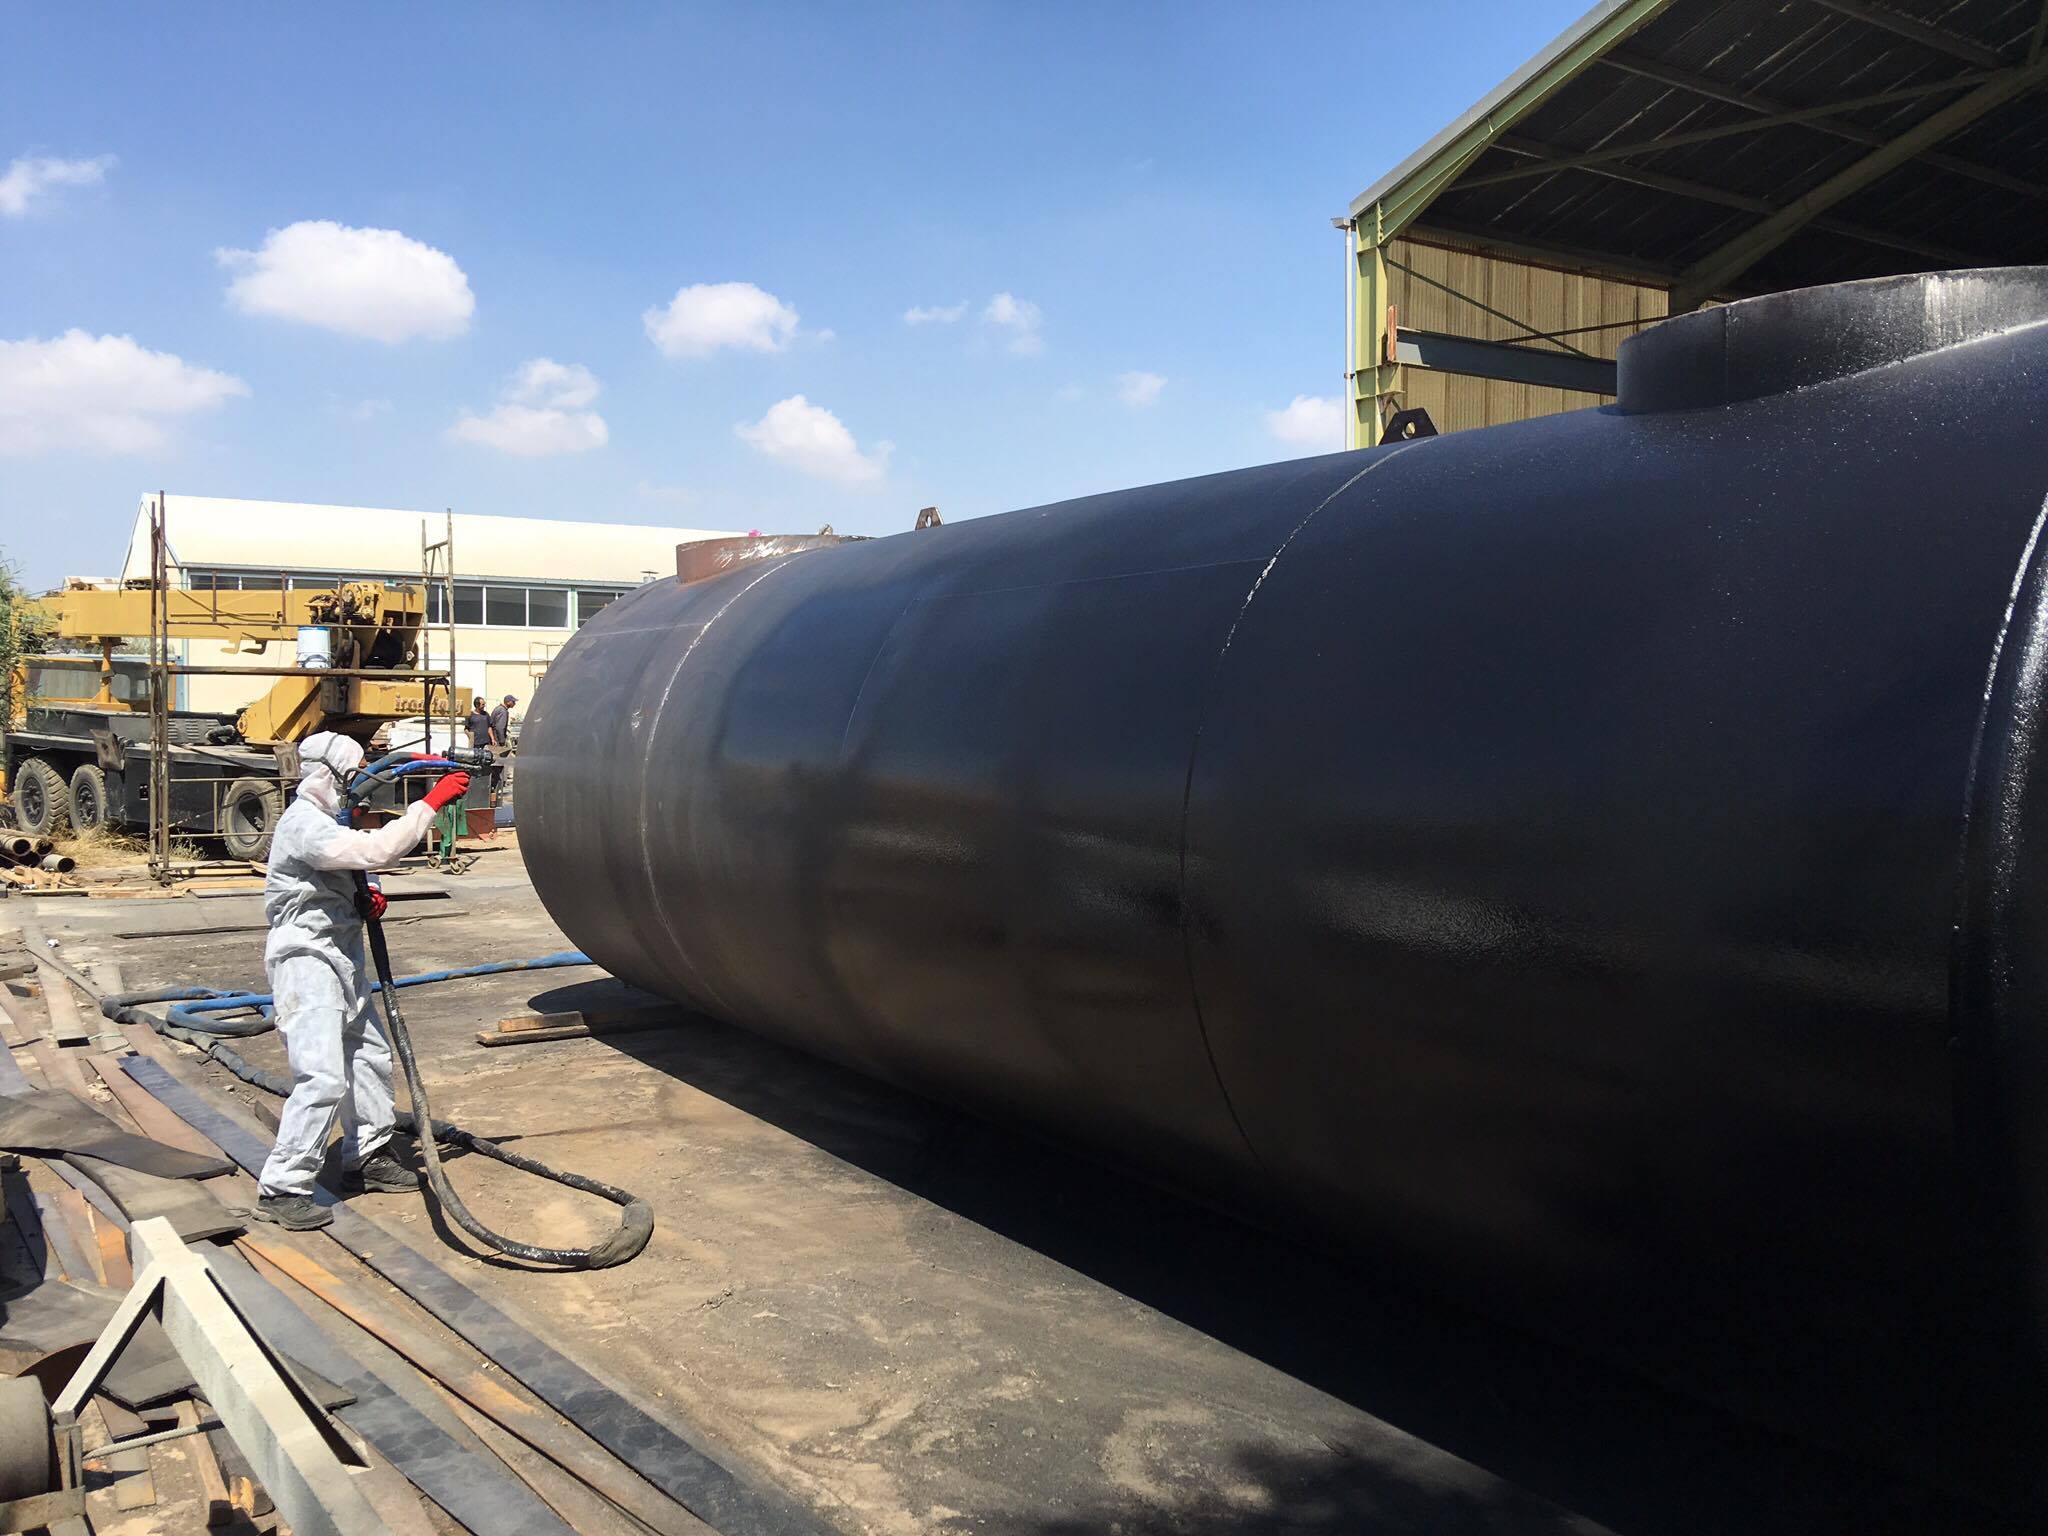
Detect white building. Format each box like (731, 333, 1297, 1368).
(117, 494, 736, 719)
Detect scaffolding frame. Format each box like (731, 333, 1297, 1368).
(143, 496, 458, 883)
(420, 513, 459, 759)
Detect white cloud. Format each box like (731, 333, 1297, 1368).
(735, 395, 890, 485)
(1117, 371, 1166, 407)
(450, 357, 607, 457)
(904, 301, 968, 325)
(0, 330, 246, 456)
(217, 220, 474, 343)
(0, 154, 114, 217)
(345, 397, 392, 421)
(451, 405, 607, 456)
(644, 281, 798, 358)
(982, 292, 1044, 355)
(507, 358, 599, 409)
(1265, 393, 1346, 450)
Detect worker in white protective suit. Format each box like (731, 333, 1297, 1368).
(251, 731, 470, 1230)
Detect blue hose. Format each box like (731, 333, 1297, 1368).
(350, 751, 463, 797)
(95, 944, 649, 1267)
(159, 951, 594, 1033)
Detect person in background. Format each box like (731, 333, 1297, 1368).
(251, 732, 470, 1230)
(489, 694, 517, 754)
(466, 698, 493, 754)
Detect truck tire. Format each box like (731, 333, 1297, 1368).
(221, 777, 283, 861)
(10, 759, 70, 840)
(67, 764, 109, 834)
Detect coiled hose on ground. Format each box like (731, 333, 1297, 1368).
(100, 943, 654, 1269)
(94, 747, 654, 1269)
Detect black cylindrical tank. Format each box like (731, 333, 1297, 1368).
(521, 269, 2048, 1498)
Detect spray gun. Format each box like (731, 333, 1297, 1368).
(335, 751, 653, 1269)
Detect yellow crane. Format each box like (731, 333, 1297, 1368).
(21, 580, 457, 743)
(5, 579, 472, 858)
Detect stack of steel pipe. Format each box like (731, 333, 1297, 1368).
(521, 268, 2048, 1509)
(0, 834, 71, 881)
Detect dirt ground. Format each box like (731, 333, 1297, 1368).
(11, 844, 2010, 1536)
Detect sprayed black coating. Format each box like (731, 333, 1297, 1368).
(523, 269, 2048, 1501)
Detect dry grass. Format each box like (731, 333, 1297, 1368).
(53, 820, 150, 871)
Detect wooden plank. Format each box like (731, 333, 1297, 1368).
(238, 1232, 708, 1536)
(478, 1014, 676, 1048)
(89, 1204, 132, 1288)
(0, 985, 39, 1049)
(503, 1002, 676, 1032)
(174, 1402, 236, 1528)
(42, 1182, 104, 1286)
(495, 1010, 585, 1034)
(107, 1430, 158, 1511)
(79, 1398, 159, 1516)
(32, 963, 89, 1046)
(480, 1002, 680, 1047)
(83, 1055, 227, 1161)
(439, 1388, 658, 1536)
(131, 1060, 796, 1536)
(479, 1023, 594, 1046)
(209, 1429, 274, 1520)
(118, 1021, 185, 1072)
(29, 1041, 112, 1118)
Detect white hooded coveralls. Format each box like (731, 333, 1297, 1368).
(257, 733, 437, 1198)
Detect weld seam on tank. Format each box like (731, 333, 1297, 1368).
(837, 593, 923, 759)
(1952, 491, 2048, 1392)
(1175, 441, 1428, 1177)
(637, 558, 801, 1020)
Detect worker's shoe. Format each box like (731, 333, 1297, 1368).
(248, 1194, 333, 1231)
(345, 1151, 417, 1195)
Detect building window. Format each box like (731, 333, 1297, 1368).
(527, 587, 569, 628)
(484, 586, 527, 626)
(201, 570, 582, 628)
(187, 569, 282, 590)
(576, 588, 623, 626)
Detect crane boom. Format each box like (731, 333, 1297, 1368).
(19, 580, 461, 744)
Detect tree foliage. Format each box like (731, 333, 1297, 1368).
(0, 556, 56, 733)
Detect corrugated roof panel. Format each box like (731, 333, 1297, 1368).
(1354, 0, 2048, 299)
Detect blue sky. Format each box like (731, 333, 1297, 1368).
(2, 2, 1580, 589)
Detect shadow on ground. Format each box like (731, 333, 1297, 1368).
(528, 976, 2016, 1536)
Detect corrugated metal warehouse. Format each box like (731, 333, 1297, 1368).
(1342, 0, 2048, 445)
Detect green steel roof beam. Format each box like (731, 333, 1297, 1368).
(1406, 223, 1681, 285)
(1595, 55, 2048, 202)
(1486, 136, 1970, 265)
(1458, 72, 1999, 190)
(1805, 0, 2009, 70)
(1344, 0, 1679, 238)
(1671, 56, 2048, 309)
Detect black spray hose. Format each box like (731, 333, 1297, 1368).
(98, 749, 652, 1267)
(96, 988, 465, 1141)
(359, 908, 653, 1268)
(98, 945, 655, 1269)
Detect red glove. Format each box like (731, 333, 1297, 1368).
(422, 771, 470, 811)
(364, 887, 388, 921)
